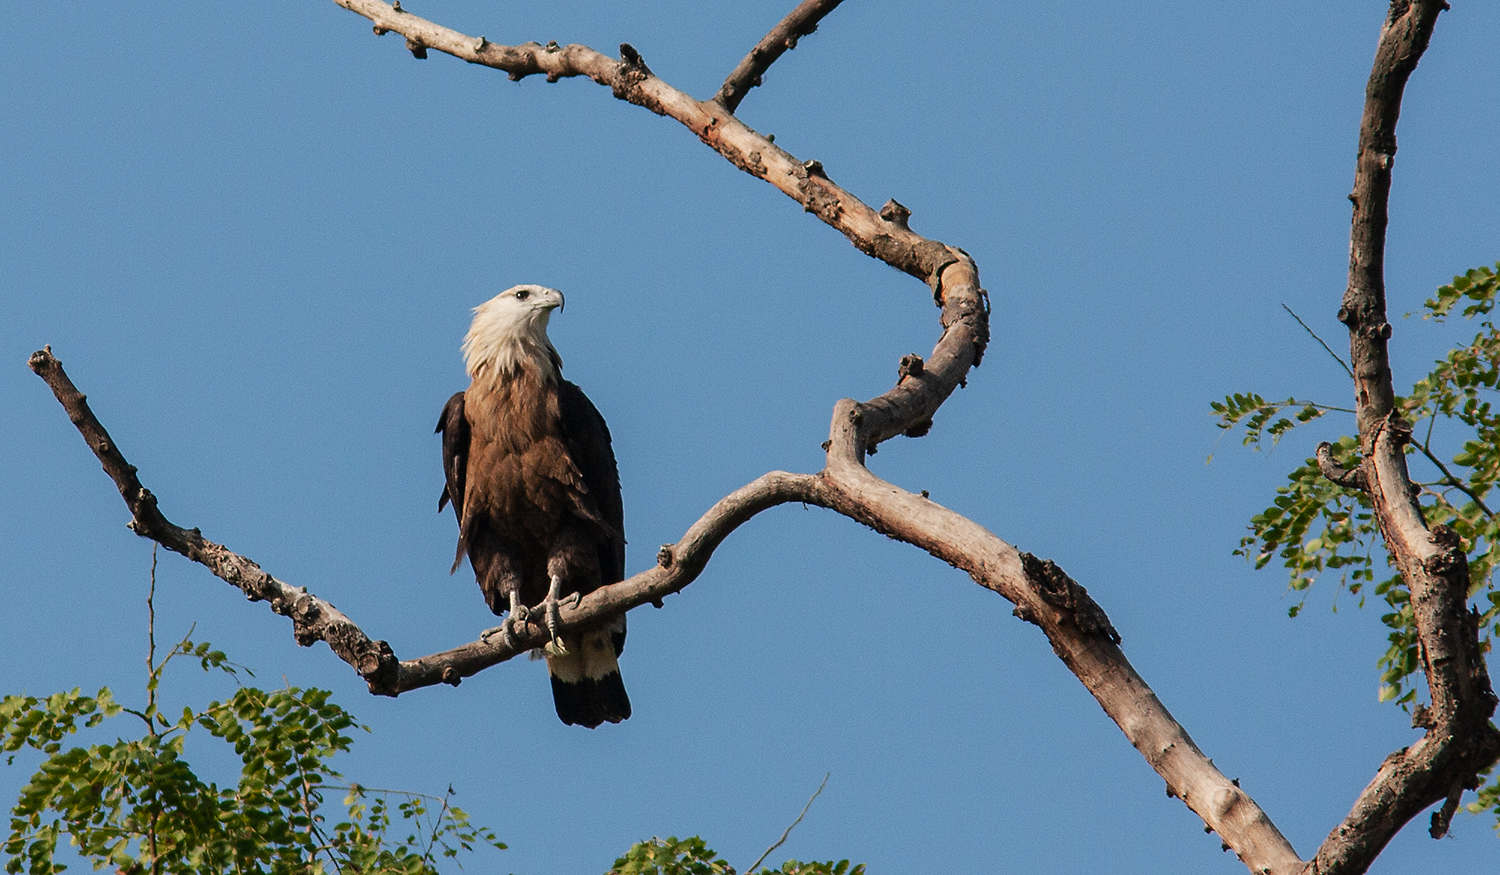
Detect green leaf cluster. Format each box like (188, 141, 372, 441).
(609, 837, 864, 875)
(1217, 262, 1500, 829)
(1209, 393, 1333, 454)
(1, 635, 504, 874)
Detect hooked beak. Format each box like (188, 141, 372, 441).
(534, 287, 564, 313)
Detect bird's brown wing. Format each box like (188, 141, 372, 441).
(435, 391, 470, 572)
(557, 379, 625, 584)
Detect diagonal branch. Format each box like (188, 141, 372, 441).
(29, 346, 402, 690)
(715, 0, 846, 113)
(1311, 3, 1500, 873)
(818, 387, 1302, 874)
(332, 0, 959, 291)
(29, 343, 828, 696)
(1412, 439, 1495, 517)
(392, 469, 829, 692)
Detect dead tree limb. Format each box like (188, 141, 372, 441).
(28, 343, 829, 695)
(28, 347, 402, 690)
(1308, 2, 1500, 874)
(715, 0, 846, 112)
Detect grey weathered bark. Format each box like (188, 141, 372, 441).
(29, 2, 1495, 874)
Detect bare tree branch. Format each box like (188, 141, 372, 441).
(30, 2, 1300, 871)
(35, 2, 1494, 873)
(1310, 2, 1500, 873)
(715, 0, 846, 113)
(745, 772, 829, 874)
(30, 336, 1305, 873)
(392, 470, 829, 693)
(28, 346, 403, 689)
(331, 0, 958, 289)
(816, 398, 1303, 874)
(27, 341, 829, 695)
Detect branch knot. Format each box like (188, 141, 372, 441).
(612, 43, 656, 106)
(880, 199, 911, 230)
(1019, 552, 1121, 644)
(1423, 524, 1464, 574)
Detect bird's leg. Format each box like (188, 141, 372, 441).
(543, 574, 568, 654)
(480, 589, 531, 648)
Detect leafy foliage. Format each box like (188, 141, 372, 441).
(6, 562, 848, 872)
(1216, 262, 1500, 827)
(1, 634, 504, 874)
(609, 836, 865, 875)
(1208, 393, 1335, 453)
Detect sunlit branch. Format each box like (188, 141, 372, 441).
(1312, 2, 1500, 872)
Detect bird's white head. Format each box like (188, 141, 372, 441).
(462, 284, 565, 383)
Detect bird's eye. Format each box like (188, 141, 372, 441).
(514, 289, 530, 301)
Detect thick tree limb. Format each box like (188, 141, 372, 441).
(715, 0, 846, 113)
(818, 393, 1302, 875)
(1311, 2, 1500, 873)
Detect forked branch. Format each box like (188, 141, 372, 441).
(1309, 2, 1500, 873)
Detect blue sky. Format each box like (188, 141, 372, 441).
(3, 2, 1498, 873)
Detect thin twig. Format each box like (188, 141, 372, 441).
(1415, 439, 1494, 517)
(419, 786, 455, 868)
(146, 544, 158, 730)
(745, 773, 829, 874)
(145, 544, 161, 874)
(1283, 303, 1354, 379)
(296, 758, 345, 875)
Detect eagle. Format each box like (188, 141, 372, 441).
(436, 284, 630, 728)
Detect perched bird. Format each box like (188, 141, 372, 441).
(436, 284, 630, 728)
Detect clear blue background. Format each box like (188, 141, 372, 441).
(3, 2, 1498, 873)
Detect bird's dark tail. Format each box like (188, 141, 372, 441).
(545, 614, 630, 728)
